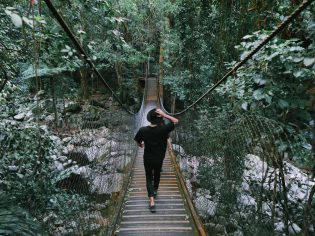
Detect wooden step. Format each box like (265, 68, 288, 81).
(126, 199, 184, 204)
(116, 231, 194, 236)
(125, 203, 184, 208)
(116, 142, 196, 236)
(118, 226, 192, 232)
(122, 214, 189, 220)
(123, 209, 187, 215)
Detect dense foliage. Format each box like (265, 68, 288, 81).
(0, 0, 314, 235)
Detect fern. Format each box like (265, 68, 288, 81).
(21, 63, 69, 80)
(0, 194, 45, 236)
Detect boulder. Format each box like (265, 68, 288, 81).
(56, 173, 89, 194)
(67, 150, 90, 166)
(172, 144, 185, 154)
(274, 221, 302, 235)
(45, 114, 55, 123)
(65, 103, 81, 113)
(92, 173, 124, 194)
(205, 223, 227, 235)
(13, 113, 25, 121)
(194, 195, 217, 218)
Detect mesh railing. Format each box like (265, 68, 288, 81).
(0, 86, 138, 235)
(170, 106, 314, 236)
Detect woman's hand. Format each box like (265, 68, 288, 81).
(155, 108, 165, 117)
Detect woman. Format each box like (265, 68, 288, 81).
(134, 108, 179, 212)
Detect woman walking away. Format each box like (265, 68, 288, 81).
(134, 108, 179, 213)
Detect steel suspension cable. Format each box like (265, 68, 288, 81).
(43, 0, 135, 115)
(163, 0, 314, 116)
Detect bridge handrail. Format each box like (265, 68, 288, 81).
(168, 140, 207, 236)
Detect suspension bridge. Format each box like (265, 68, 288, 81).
(1, 0, 314, 235)
(114, 77, 203, 235)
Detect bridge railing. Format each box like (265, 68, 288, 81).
(0, 79, 138, 235)
(169, 107, 314, 236)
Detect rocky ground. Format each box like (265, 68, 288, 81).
(1, 90, 136, 235)
(173, 144, 315, 236)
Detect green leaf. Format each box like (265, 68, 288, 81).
(293, 70, 304, 78)
(241, 102, 248, 110)
(303, 57, 315, 67)
(253, 89, 264, 101)
(278, 99, 289, 108)
(10, 13, 23, 28)
(289, 46, 304, 52)
(21, 63, 69, 79)
(292, 57, 303, 63)
(22, 16, 34, 28)
(266, 52, 279, 61)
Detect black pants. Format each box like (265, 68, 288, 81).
(144, 159, 163, 197)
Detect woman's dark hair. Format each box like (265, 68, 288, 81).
(147, 108, 163, 124)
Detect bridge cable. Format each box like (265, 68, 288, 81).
(162, 0, 314, 116)
(43, 0, 135, 115)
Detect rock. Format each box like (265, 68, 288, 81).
(92, 173, 123, 194)
(226, 218, 240, 233)
(33, 90, 45, 100)
(13, 113, 25, 121)
(62, 137, 72, 143)
(54, 161, 64, 171)
(241, 181, 250, 191)
(262, 202, 272, 216)
(65, 103, 81, 113)
(244, 154, 314, 206)
(50, 135, 61, 143)
(8, 166, 18, 171)
(289, 223, 302, 234)
(231, 230, 244, 236)
(172, 144, 185, 154)
(40, 125, 49, 133)
(67, 151, 90, 166)
(274, 221, 302, 234)
(194, 195, 217, 218)
(85, 146, 104, 162)
(56, 173, 89, 194)
(114, 155, 131, 172)
(205, 223, 227, 235)
(94, 138, 108, 146)
(99, 127, 110, 137)
(72, 166, 92, 177)
(62, 144, 75, 155)
(25, 110, 33, 121)
(45, 114, 55, 123)
(119, 125, 130, 132)
(238, 194, 257, 208)
(185, 179, 193, 196)
(179, 156, 189, 172)
(81, 120, 105, 129)
(59, 156, 67, 162)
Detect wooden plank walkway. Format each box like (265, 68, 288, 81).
(115, 148, 197, 236)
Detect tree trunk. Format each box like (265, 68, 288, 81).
(50, 77, 58, 128)
(80, 67, 89, 99)
(171, 95, 176, 114)
(115, 62, 122, 85)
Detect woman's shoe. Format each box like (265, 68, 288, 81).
(148, 203, 156, 213)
